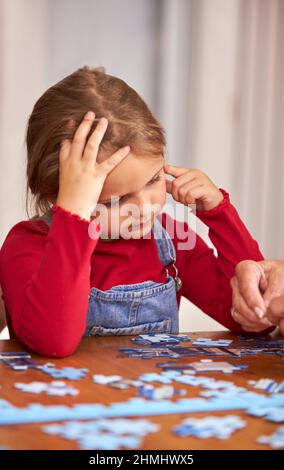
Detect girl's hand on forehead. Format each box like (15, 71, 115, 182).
(56, 111, 130, 221)
(164, 163, 224, 211)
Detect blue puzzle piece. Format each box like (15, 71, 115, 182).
(248, 378, 284, 394)
(0, 352, 31, 359)
(137, 384, 186, 400)
(138, 373, 173, 384)
(132, 334, 190, 346)
(192, 338, 233, 347)
(40, 365, 89, 380)
(15, 381, 79, 396)
(248, 406, 284, 422)
(174, 415, 246, 439)
(0, 391, 283, 425)
(238, 336, 284, 347)
(119, 347, 183, 359)
(257, 426, 284, 449)
(43, 419, 159, 450)
(121, 345, 269, 360)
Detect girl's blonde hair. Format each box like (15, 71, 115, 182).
(26, 66, 166, 216)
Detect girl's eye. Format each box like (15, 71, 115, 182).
(147, 174, 162, 186)
(104, 198, 122, 207)
(104, 195, 127, 207)
(104, 175, 162, 207)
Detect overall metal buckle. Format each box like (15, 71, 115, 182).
(165, 258, 182, 292)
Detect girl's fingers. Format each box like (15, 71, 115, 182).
(164, 163, 194, 178)
(98, 145, 131, 177)
(83, 117, 109, 164)
(167, 178, 205, 205)
(182, 185, 205, 205)
(164, 164, 205, 202)
(175, 181, 204, 205)
(166, 174, 200, 201)
(70, 111, 96, 160)
(168, 175, 200, 199)
(166, 179, 172, 194)
(170, 170, 198, 187)
(59, 139, 71, 162)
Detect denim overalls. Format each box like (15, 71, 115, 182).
(36, 210, 181, 337)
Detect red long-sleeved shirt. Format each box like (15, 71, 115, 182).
(0, 189, 264, 357)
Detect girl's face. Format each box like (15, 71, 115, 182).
(92, 152, 166, 239)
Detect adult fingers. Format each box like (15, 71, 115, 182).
(263, 267, 284, 308)
(266, 294, 284, 324)
(231, 308, 268, 332)
(235, 261, 266, 315)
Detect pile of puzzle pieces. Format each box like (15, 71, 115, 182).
(257, 426, 284, 449)
(121, 334, 284, 359)
(0, 333, 283, 450)
(0, 352, 89, 380)
(174, 415, 246, 439)
(0, 380, 283, 425)
(15, 381, 79, 397)
(43, 418, 159, 450)
(248, 378, 284, 394)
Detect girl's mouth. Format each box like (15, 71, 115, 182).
(131, 217, 152, 229)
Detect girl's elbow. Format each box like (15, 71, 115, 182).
(39, 338, 81, 358)
(17, 333, 81, 359)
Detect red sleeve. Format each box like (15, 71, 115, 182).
(164, 189, 266, 333)
(0, 205, 101, 357)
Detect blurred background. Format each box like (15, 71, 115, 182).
(0, 0, 283, 338)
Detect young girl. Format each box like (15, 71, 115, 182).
(0, 66, 270, 358)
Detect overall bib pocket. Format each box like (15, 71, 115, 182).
(85, 277, 178, 336)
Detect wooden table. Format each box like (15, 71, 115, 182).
(0, 331, 283, 450)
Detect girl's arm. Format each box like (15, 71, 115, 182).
(0, 206, 101, 357)
(163, 191, 269, 333)
(163, 164, 271, 333)
(0, 112, 131, 358)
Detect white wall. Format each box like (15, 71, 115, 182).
(0, 0, 47, 241)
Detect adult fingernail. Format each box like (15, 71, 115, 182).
(255, 307, 265, 319)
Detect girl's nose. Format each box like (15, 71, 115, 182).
(131, 195, 152, 219)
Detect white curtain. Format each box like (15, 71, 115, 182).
(158, 0, 284, 260)
(157, 0, 284, 331)
(0, 0, 47, 241)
